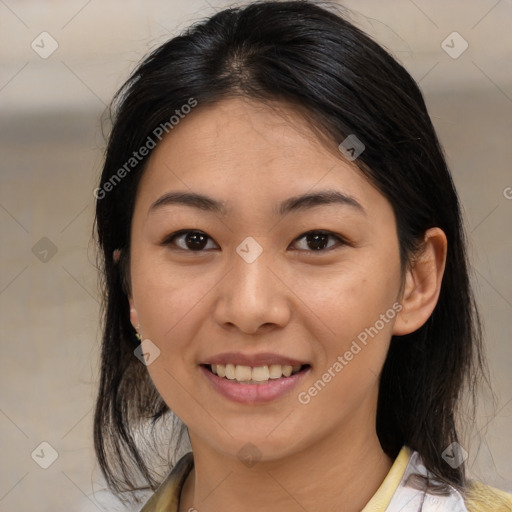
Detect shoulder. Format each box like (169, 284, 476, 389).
(389, 449, 512, 512)
(464, 481, 512, 512)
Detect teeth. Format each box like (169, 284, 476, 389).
(282, 365, 293, 377)
(209, 363, 303, 382)
(252, 366, 270, 381)
(269, 364, 283, 379)
(225, 363, 236, 380)
(235, 365, 252, 382)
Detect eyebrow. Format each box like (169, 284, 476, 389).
(148, 190, 366, 217)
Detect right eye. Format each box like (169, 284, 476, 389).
(161, 230, 220, 251)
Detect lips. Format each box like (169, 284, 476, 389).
(201, 365, 310, 404)
(200, 352, 311, 403)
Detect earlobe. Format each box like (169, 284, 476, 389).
(128, 297, 140, 332)
(117, 249, 137, 332)
(393, 227, 447, 336)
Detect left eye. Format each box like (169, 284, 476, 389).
(291, 231, 345, 252)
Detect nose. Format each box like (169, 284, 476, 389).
(212, 245, 292, 335)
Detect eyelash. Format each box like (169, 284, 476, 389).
(160, 229, 349, 253)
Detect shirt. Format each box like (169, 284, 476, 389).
(140, 446, 512, 512)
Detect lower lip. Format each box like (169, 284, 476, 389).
(200, 365, 310, 404)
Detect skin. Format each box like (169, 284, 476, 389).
(127, 97, 447, 512)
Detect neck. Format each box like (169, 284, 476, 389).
(179, 416, 393, 512)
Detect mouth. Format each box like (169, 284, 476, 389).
(202, 363, 310, 384)
(200, 361, 311, 404)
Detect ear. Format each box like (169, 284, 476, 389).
(393, 227, 447, 336)
(128, 297, 140, 331)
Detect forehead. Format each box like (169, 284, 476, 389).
(135, 97, 389, 221)
(150, 97, 339, 173)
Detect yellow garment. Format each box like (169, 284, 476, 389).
(140, 451, 193, 512)
(361, 446, 512, 512)
(140, 446, 512, 511)
(465, 481, 512, 512)
(361, 445, 412, 511)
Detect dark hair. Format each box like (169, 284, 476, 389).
(94, 0, 488, 498)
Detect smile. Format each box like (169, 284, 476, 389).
(200, 363, 311, 403)
(207, 363, 307, 383)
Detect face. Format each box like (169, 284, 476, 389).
(128, 97, 404, 461)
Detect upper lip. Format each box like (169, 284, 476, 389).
(202, 352, 308, 367)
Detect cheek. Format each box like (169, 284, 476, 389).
(129, 253, 215, 358)
(297, 256, 401, 341)
(131, 261, 210, 417)
(296, 277, 399, 422)
(300, 253, 401, 398)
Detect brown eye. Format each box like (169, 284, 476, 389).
(163, 230, 218, 251)
(291, 231, 345, 252)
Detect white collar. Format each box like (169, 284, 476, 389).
(385, 451, 469, 511)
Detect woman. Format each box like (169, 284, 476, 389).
(93, 1, 512, 510)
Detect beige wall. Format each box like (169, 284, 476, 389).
(1, 1, 511, 510)
(1, 0, 511, 112)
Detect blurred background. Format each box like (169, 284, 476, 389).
(0, 0, 511, 510)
